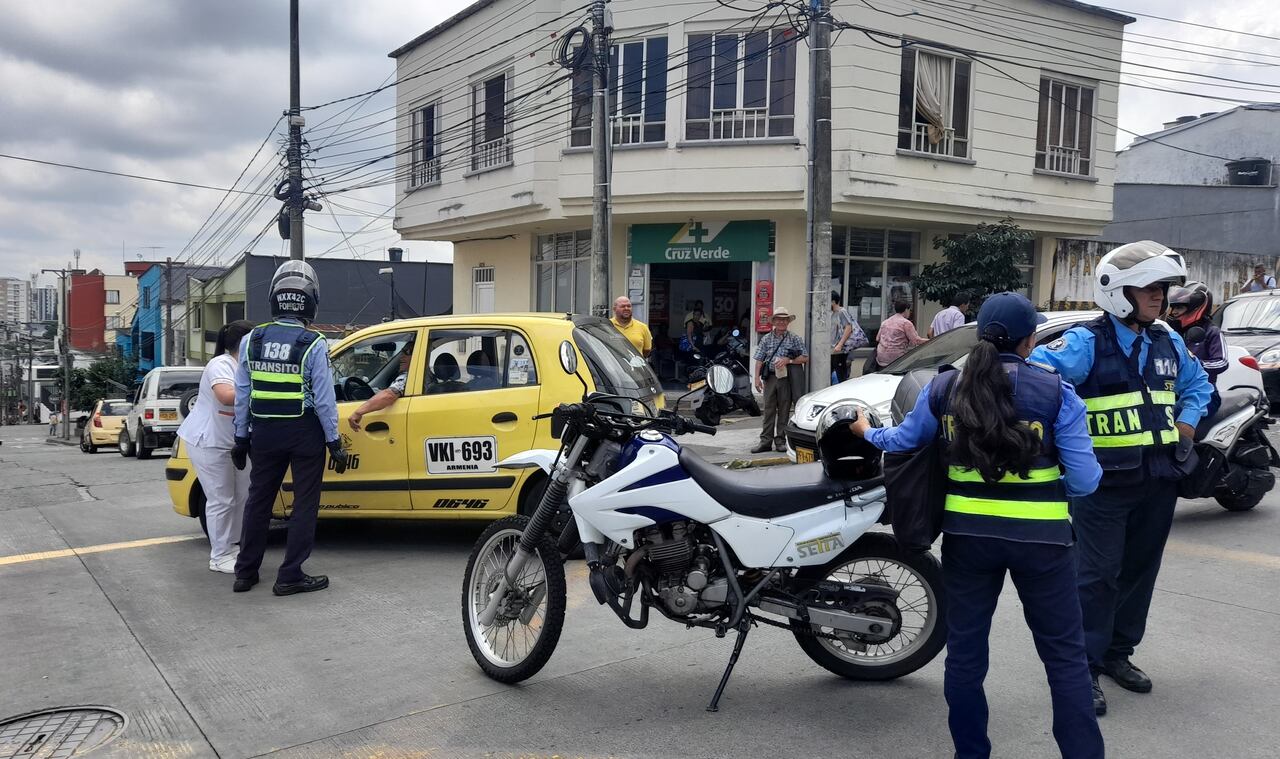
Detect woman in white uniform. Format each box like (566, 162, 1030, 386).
(178, 320, 254, 573)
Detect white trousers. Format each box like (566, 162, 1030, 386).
(187, 443, 251, 562)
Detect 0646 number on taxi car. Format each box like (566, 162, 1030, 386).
(425, 436, 497, 474)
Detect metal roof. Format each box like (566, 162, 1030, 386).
(390, 0, 1133, 59)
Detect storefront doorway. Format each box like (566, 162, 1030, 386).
(628, 220, 775, 386)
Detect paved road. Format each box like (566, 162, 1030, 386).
(1, 423, 1277, 758)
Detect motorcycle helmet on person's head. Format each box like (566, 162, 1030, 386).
(1166, 281, 1212, 331)
(269, 260, 320, 322)
(1093, 241, 1187, 325)
(816, 401, 883, 481)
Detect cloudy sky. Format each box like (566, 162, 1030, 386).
(2, 0, 1279, 288)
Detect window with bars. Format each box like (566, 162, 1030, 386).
(1036, 76, 1095, 176)
(897, 46, 972, 159)
(410, 101, 441, 187)
(686, 29, 797, 141)
(471, 71, 513, 172)
(571, 38, 669, 147)
(535, 231, 592, 313)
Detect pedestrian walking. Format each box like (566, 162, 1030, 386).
(1030, 241, 1212, 716)
(48, 412, 57, 436)
(177, 319, 255, 573)
(232, 261, 348, 596)
(611, 296, 652, 357)
(853, 292, 1105, 759)
(751, 307, 807, 453)
(929, 291, 971, 338)
(830, 293, 866, 383)
(874, 300, 927, 368)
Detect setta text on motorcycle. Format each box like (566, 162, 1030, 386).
(461, 342, 946, 711)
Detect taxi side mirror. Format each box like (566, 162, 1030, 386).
(558, 340, 578, 375)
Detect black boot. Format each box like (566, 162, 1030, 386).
(1101, 657, 1152, 693)
(1091, 674, 1107, 716)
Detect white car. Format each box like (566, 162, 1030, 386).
(119, 366, 203, 459)
(785, 311, 1263, 462)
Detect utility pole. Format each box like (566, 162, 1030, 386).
(805, 0, 832, 392)
(287, 0, 305, 260)
(164, 257, 175, 366)
(25, 337, 34, 424)
(588, 0, 612, 317)
(43, 264, 81, 440)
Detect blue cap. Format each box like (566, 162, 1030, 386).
(976, 292, 1046, 343)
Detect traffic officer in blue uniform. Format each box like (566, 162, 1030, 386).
(1030, 240, 1212, 716)
(231, 260, 348, 596)
(850, 292, 1104, 759)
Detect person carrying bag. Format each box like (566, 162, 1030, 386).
(849, 293, 1105, 759)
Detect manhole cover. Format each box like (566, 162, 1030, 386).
(0, 707, 126, 759)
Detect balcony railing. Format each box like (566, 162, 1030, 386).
(410, 156, 440, 187)
(904, 123, 955, 156)
(1042, 145, 1083, 175)
(686, 107, 771, 141)
(611, 114, 644, 145)
(471, 134, 512, 172)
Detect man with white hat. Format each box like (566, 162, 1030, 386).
(751, 306, 808, 453)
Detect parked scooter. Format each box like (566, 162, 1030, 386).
(686, 330, 761, 425)
(1184, 383, 1278, 511)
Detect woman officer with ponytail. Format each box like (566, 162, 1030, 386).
(850, 292, 1105, 759)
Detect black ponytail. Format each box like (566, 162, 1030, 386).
(215, 320, 255, 357)
(949, 338, 1041, 483)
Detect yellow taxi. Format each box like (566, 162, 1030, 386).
(80, 399, 133, 454)
(166, 313, 662, 530)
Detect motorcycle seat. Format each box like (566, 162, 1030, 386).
(1195, 387, 1260, 440)
(678, 448, 864, 519)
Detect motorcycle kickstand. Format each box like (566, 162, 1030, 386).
(706, 618, 753, 713)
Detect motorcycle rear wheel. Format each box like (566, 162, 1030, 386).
(790, 532, 946, 681)
(462, 515, 567, 683)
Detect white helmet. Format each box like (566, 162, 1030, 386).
(1093, 241, 1187, 319)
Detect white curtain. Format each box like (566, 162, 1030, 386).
(915, 52, 951, 145)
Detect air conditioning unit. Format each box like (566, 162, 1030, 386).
(1226, 158, 1273, 186)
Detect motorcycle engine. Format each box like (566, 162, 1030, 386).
(635, 522, 729, 617)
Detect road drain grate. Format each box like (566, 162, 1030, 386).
(0, 707, 126, 759)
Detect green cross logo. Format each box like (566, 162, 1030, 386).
(688, 222, 710, 243)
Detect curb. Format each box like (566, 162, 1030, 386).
(45, 437, 79, 446)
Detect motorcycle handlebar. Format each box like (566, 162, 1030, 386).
(683, 419, 718, 436)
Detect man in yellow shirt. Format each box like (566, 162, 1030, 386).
(611, 296, 652, 357)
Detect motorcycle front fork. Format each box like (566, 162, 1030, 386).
(478, 435, 589, 626)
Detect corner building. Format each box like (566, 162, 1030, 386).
(390, 0, 1131, 364)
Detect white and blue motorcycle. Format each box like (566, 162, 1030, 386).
(461, 342, 946, 711)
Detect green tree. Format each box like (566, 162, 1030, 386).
(912, 219, 1033, 307)
(55, 357, 137, 411)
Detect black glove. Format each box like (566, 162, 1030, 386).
(231, 437, 250, 471)
(327, 440, 349, 475)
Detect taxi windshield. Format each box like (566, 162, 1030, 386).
(572, 321, 656, 393)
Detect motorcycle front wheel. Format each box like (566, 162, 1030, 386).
(462, 515, 567, 683)
(790, 532, 946, 681)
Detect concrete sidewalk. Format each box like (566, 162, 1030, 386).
(680, 413, 791, 468)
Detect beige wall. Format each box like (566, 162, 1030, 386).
(102, 274, 137, 345)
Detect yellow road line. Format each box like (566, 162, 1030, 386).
(1165, 539, 1280, 570)
(0, 534, 203, 567)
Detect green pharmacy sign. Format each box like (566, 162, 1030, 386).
(629, 220, 771, 264)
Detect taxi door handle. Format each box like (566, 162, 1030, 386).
(365, 421, 390, 433)
(492, 412, 518, 424)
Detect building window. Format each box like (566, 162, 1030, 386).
(472, 266, 495, 313)
(224, 302, 244, 323)
(830, 227, 919, 339)
(897, 46, 972, 159)
(106, 315, 122, 329)
(1036, 76, 1095, 176)
(686, 29, 797, 141)
(535, 231, 591, 313)
(105, 290, 120, 305)
(471, 71, 513, 172)
(410, 101, 441, 187)
(570, 38, 669, 147)
(141, 288, 150, 309)
(141, 332, 156, 362)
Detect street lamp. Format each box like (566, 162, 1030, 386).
(378, 267, 396, 322)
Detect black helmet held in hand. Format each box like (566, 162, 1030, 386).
(816, 401, 883, 481)
(270, 260, 320, 321)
